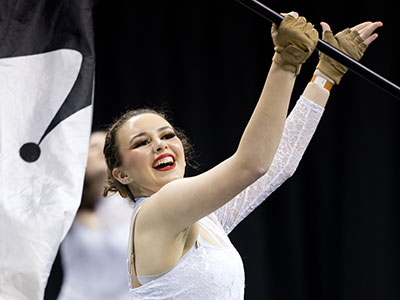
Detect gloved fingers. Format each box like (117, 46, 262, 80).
(282, 14, 317, 48)
(272, 12, 317, 50)
(304, 21, 315, 35)
(281, 11, 299, 19)
(273, 11, 297, 29)
(296, 16, 307, 26)
(271, 12, 318, 74)
(316, 20, 382, 84)
(321, 29, 336, 46)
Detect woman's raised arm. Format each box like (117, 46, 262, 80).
(143, 13, 319, 235)
(212, 20, 383, 234)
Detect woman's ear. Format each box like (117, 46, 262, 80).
(112, 167, 134, 185)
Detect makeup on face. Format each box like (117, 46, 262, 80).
(152, 153, 176, 171)
(116, 113, 186, 196)
(129, 126, 175, 149)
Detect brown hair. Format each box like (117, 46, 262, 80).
(103, 108, 196, 202)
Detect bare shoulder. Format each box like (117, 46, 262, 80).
(134, 192, 180, 234)
(135, 177, 195, 233)
(133, 200, 197, 277)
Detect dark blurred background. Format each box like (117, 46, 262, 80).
(46, 0, 400, 299)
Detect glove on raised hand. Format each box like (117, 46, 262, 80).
(316, 28, 367, 84)
(271, 14, 318, 75)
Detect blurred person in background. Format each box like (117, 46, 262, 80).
(56, 131, 132, 300)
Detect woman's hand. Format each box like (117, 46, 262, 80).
(271, 12, 319, 75)
(316, 21, 383, 84)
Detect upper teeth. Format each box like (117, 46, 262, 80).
(154, 156, 174, 167)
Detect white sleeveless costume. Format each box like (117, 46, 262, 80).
(58, 195, 132, 300)
(127, 96, 325, 299)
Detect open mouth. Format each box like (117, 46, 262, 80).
(152, 154, 176, 171)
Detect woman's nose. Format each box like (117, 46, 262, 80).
(153, 139, 167, 152)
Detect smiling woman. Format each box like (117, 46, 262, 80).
(101, 13, 382, 300)
(103, 108, 196, 201)
(112, 113, 186, 197)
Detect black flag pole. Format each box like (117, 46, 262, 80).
(235, 0, 400, 100)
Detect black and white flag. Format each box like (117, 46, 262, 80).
(0, 1, 95, 299)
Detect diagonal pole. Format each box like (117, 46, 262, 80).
(235, 0, 400, 100)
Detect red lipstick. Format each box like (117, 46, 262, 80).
(152, 153, 176, 171)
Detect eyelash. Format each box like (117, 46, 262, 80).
(133, 139, 149, 148)
(162, 132, 176, 140)
(133, 132, 176, 149)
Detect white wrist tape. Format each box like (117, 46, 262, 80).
(311, 74, 333, 91)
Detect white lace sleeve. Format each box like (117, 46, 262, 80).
(214, 95, 325, 234)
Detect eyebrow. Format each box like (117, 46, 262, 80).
(129, 126, 173, 145)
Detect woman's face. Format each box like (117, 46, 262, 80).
(113, 113, 186, 197)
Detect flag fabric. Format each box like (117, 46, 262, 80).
(0, 1, 95, 299)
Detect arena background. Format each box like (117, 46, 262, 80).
(45, 1, 400, 299)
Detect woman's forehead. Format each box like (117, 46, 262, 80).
(118, 113, 172, 142)
(126, 113, 171, 130)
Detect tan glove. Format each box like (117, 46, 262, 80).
(317, 28, 367, 84)
(271, 14, 318, 75)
